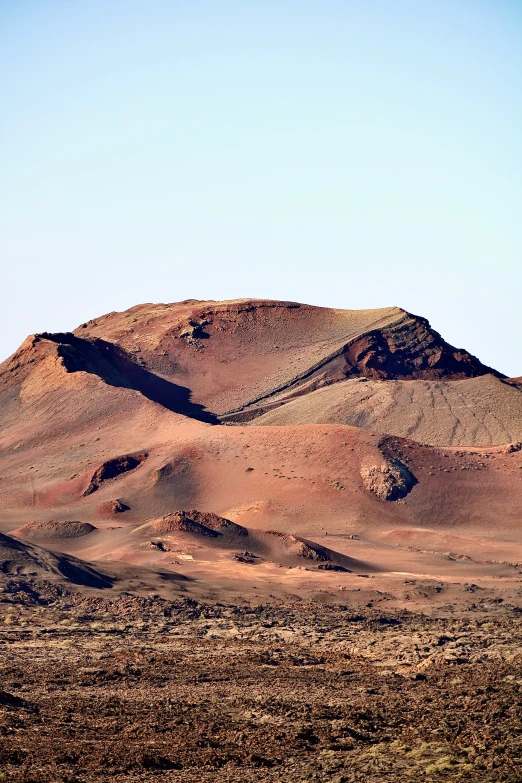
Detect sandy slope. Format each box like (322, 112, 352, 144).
(249, 374, 522, 446)
(2, 392, 522, 602)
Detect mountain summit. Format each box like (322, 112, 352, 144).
(1, 299, 516, 447)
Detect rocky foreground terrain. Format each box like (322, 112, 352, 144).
(2, 581, 522, 783)
(1, 575, 522, 783)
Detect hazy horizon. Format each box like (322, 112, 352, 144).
(2, 1, 521, 375)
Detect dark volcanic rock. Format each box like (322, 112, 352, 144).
(83, 453, 148, 496)
(341, 312, 501, 381)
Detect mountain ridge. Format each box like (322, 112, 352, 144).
(1, 299, 522, 607)
(2, 298, 514, 447)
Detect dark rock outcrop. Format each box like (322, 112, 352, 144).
(83, 453, 148, 496)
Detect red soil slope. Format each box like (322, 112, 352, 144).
(1, 299, 520, 601)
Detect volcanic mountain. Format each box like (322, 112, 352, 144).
(1, 298, 521, 601)
(67, 298, 520, 443)
(69, 299, 504, 421)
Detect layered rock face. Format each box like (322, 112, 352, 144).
(339, 312, 499, 381)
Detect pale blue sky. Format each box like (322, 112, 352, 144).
(1, 1, 521, 374)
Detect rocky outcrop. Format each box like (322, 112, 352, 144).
(83, 453, 148, 496)
(502, 441, 522, 454)
(361, 458, 417, 501)
(341, 312, 500, 381)
(140, 539, 172, 552)
(98, 499, 130, 514)
(266, 531, 331, 561)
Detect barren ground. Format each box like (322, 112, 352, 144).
(1, 583, 522, 782)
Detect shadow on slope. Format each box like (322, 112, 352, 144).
(0, 532, 114, 589)
(37, 332, 218, 424)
